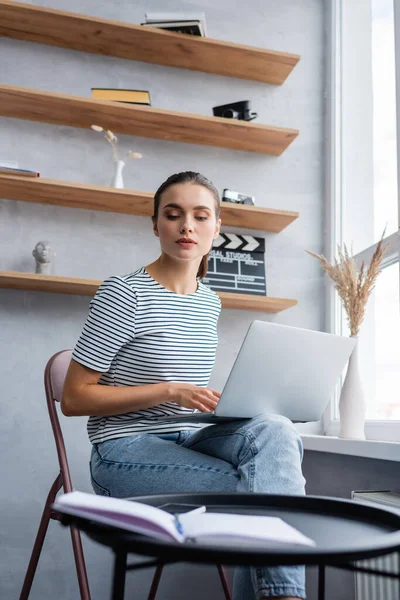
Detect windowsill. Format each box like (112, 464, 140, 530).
(301, 434, 400, 462)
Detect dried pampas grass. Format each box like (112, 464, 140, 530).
(90, 125, 143, 163)
(306, 233, 390, 336)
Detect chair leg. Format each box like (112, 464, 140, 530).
(19, 474, 62, 600)
(147, 564, 230, 600)
(147, 564, 164, 600)
(217, 565, 232, 600)
(146, 563, 230, 600)
(70, 526, 91, 600)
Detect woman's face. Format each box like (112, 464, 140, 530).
(154, 183, 221, 265)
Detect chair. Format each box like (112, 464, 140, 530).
(20, 350, 231, 600)
(20, 350, 91, 599)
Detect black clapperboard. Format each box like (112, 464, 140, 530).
(204, 233, 266, 295)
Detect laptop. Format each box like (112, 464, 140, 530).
(150, 320, 356, 424)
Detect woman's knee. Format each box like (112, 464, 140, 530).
(238, 414, 305, 494)
(248, 413, 302, 447)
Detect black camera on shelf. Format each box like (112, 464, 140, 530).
(222, 189, 256, 206)
(212, 100, 258, 121)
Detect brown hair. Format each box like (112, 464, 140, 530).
(152, 171, 221, 280)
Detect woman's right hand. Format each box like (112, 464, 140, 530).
(167, 383, 221, 412)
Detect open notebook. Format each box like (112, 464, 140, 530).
(53, 491, 315, 547)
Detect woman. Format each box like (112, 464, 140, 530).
(62, 171, 306, 600)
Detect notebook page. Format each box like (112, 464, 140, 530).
(54, 491, 182, 541)
(179, 512, 315, 547)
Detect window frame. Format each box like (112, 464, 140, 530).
(323, 0, 400, 442)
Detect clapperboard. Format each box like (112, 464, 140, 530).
(204, 233, 266, 295)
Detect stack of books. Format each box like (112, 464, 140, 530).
(141, 12, 207, 37)
(91, 89, 151, 105)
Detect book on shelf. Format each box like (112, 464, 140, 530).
(141, 20, 205, 37)
(53, 491, 315, 547)
(144, 11, 207, 36)
(0, 166, 40, 177)
(91, 89, 151, 105)
(144, 11, 206, 21)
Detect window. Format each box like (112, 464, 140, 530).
(372, 262, 400, 419)
(326, 0, 400, 440)
(371, 0, 398, 241)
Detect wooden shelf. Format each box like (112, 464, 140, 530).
(0, 85, 298, 156)
(0, 1, 300, 85)
(0, 175, 299, 233)
(0, 271, 97, 297)
(0, 271, 297, 313)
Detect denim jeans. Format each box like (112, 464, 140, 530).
(90, 414, 306, 599)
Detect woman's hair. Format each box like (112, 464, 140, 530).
(152, 171, 221, 280)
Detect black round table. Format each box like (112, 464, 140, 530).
(58, 492, 400, 600)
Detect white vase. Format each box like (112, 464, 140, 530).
(338, 336, 366, 440)
(110, 159, 125, 189)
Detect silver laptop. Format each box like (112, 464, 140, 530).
(150, 320, 356, 424)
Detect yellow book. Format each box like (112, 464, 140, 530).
(91, 89, 151, 105)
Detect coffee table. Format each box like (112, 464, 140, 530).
(57, 492, 400, 600)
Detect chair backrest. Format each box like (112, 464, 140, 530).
(44, 350, 74, 492)
(46, 350, 73, 403)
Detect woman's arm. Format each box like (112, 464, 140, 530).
(61, 359, 168, 416)
(61, 359, 220, 417)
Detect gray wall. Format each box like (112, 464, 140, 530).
(0, 0, 326, 598)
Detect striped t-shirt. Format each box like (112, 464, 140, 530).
(72, 267, 221, 444)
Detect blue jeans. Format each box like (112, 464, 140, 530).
(90, 414, 306, 599)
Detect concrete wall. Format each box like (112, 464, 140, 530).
(0, 0, 325, 597)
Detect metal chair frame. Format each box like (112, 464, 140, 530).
(20, 350, 91, 600)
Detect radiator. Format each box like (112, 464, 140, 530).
(352, 491, 400, 600)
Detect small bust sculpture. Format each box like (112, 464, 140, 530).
(32, 241, 55, 275)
